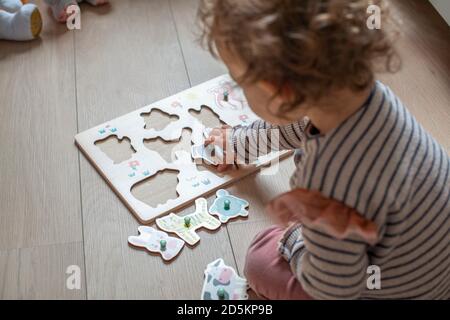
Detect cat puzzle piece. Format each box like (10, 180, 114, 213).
(209, 189, 249, 223)
(201, 258, 249, 300)
(155, 198, 221, 246)
(128, 226, 185, 261)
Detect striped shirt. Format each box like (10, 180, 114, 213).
(232, 81, 450, 299)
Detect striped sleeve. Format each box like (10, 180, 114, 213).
(291, 226, 370, 300)
(232, 118, 308, 164)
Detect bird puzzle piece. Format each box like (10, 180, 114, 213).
(201, 258, 249, 300)
(209, 189, 249, 223)
(128, 226, 185, 261)
(155, 198, 221, 246)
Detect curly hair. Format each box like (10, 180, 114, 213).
(198, 0, 399, 112)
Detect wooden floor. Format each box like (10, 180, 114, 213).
(0, 0, 448, 299)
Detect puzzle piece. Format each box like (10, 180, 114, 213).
(191, 143, 224, 166)
(190, 127, 226, 166)
(128, 226, 185, 261)
(155, 198, 221, 246)
(201, 258, 248, 300)
(209, 189, 249, 223)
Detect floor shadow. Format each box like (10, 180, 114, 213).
(0, 38, 43, 61)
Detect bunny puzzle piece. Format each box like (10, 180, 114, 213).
(209, 189, 249, 223)
(128, 226, 185, 261)
(155, 198, 221, 246)
(201, 258, 249, 300)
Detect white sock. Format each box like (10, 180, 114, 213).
(0, 0, 23, 12)
(0, 3, 41, 41)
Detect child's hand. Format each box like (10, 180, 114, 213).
(204, 125, 236, 172)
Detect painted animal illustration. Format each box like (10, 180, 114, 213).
(201, 258, 248, 300)
(155, 198, 221, 246)
(207, 80, 247, 111)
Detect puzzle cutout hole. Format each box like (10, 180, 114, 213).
(140, 109, 180, 131)
(189, 105, 225, 129)
(94, 135, 136, 164)
(143, 128, 193, 163)
(131, 169, 180, 208)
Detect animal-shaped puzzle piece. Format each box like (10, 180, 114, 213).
(128, 226, 185, 261)
(155, 198, 221, 246)
(191, 128, 225, 165)
(191, 144, 224, 166)
(201, 258, 248, 300)
(209, 189, 249, 223)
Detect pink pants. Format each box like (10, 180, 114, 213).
(244, 226, 313, 300)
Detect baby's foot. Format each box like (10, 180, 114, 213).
(83, 0, 109, 5)
(0, 3, 42, 41)
(44, 0, 77, 22)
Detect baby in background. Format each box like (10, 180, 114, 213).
(199, 0, 449, 299)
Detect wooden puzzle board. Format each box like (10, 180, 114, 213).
(75, 74, 289, 223)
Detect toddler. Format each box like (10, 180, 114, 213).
(199, 0, 449, 299)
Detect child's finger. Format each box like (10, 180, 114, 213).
(205, 136, 224, 148)
(204, 136, 214, 146)
(210, 136, 226, 150)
